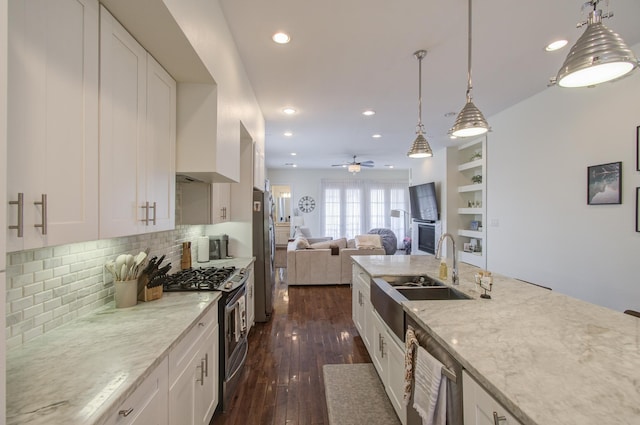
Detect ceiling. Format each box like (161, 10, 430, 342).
(218, 0, 640, 171)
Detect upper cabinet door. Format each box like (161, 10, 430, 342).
(145, 55, 176, 232)
(7, 0, 99, 252)
(99, 6, 176, 238)
(99, 5, 147, 238)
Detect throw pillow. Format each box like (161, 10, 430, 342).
(293, 226, 312, 239)
(333, 237, 348, 249)
(294, 237, 310, 250)
(347, 239, 356, 248)
(309, 240, 334, 249)
(355, 234, 382, 249)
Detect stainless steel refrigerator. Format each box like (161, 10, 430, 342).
(252, 189, 275, 322)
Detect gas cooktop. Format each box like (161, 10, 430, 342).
(163, 266, 246, 292)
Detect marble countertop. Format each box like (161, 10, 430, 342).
(352, 255, 640, 425)
(5, 257, 256, 425)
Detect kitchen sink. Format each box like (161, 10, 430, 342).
(396, 286, 471, 300)
(379, 275, 441, 287)
(370, 277, 471, 340)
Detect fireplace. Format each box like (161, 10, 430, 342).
(417, 223, 436, 254)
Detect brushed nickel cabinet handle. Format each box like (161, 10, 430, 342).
(9, 192, 24, 237)
(141, 202, 149, 225)
(493, 412, 506, 425)
(204, 353, 209, 377)
(119, 408, 133, 417)
(150, 201, 157, 225)
(196, 360, 205, 385)
(34, 194, 47, 235)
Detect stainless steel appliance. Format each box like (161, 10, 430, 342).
(209, 234, 229, 260)
(252, 189, 275, 322)
(163, 266, 249, 412)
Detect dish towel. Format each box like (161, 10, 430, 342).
(235, 295, 247, 342)
(404, 326, 419, 403)
(413, 345, 447, 425)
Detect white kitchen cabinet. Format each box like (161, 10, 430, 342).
(253, 142, 265, 190)
(463, 371, 523, 425)
(169, 304, 219, 425)
(99, 5, 175, 239)
(371, 310, 407, 425)
(211, 183, 231, 224)
(176, 83, 239, 183)
(106, 357, 168, 425)
(352, 263, 373, 352)
(7, 0, 99, 252)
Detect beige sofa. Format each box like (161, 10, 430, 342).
(286, 235, 385, 285)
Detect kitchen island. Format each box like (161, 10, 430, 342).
(352, 255, 640, 425)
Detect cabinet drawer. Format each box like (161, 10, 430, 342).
(109, 357, 168, 425)
(169, 304, 218, 384)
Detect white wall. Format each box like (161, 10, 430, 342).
(411, 46, 640, 312)
(267, 168, 410, 237)
(487, 62, 640, 312)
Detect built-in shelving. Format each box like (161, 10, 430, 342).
(454, 137, 487, 268)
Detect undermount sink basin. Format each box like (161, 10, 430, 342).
(370, 277, 472, 340)
(379, 275, 441, 287)
(396, 286, 471, 301)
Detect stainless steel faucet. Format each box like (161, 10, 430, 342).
(435, 233, 458, 285)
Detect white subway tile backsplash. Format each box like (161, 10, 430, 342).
(6, 225, 205, 349)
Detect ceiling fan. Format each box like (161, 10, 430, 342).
(331, 155, 375, 173)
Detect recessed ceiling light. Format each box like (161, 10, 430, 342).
(292, 164, 297, 168)
(545, 39, 568, 52)
(272, 32, 291, 44)
(362, 110, 376, 116)
(284, 131, 293, 137)
(282, 107, 296, 115)
(290, 152, 297, 156)
(385, 165, 394, 169)
(372, 134, 382, 139)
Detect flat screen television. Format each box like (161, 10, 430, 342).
(409, 182, 439, 223)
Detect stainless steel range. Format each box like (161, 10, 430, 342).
(163, 266, 249, 413)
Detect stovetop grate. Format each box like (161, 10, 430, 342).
(163, 266, 237, 291)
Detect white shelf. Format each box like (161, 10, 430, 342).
(458, 229, 484, 238)
(458, 159, 483, 172)
(458, 183, 484, 193)
(458, 208, 483, 215)
(458, 250, 484, 268)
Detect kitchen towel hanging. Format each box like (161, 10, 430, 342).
(197, 236, 209, 263)
(413, 344, 447, 425)
(235, 295, 246, 342)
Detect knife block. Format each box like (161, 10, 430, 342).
(137, 274, 163, 302)
(181, 242, 192, 270)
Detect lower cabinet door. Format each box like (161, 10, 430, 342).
(386, 335, 407, 425)
(169, 348, 199, 425)
(195, 324, 219, 425)
(463, 371, 523, 425)
(111, 357, 168, 425)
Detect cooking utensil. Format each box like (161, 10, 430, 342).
(125, 254, 135, 278)
(115, 254, 127, 281)
(130, 251, 147, 279)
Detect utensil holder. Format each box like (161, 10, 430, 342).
(114, 280, 138, 308)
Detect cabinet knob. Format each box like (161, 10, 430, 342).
(493, 412, 506, 425)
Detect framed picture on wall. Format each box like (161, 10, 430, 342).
(587, 162, 622, 205)
(636, 187, 640, 232)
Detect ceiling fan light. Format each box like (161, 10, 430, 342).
(348, 164, 361, 173)
(407, 133, 433, 158)
(556, 8, 638, 88)
(450, 100, 489, 138)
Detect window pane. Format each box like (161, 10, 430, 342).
(369, 188, 385, 229)
(345, 188, 361, 238)
(324, 188, 341, 239)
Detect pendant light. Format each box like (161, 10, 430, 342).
(556, 0, 638, 88)
(450, 0, 489, 138)
(407, 50, 433, 158)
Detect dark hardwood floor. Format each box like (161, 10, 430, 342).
(212, 268, 372, 425)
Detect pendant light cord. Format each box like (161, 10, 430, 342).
(466, 0, 473, 102)
(415, 50, 427, 133)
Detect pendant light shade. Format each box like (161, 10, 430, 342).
(407, 50, 433, 158)
(450, 0, 489, 138)
(556, 2, 638, 88)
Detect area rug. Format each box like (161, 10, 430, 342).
(323, 363, 401, 425)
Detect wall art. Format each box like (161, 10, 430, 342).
(587, 161, 622, 205)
